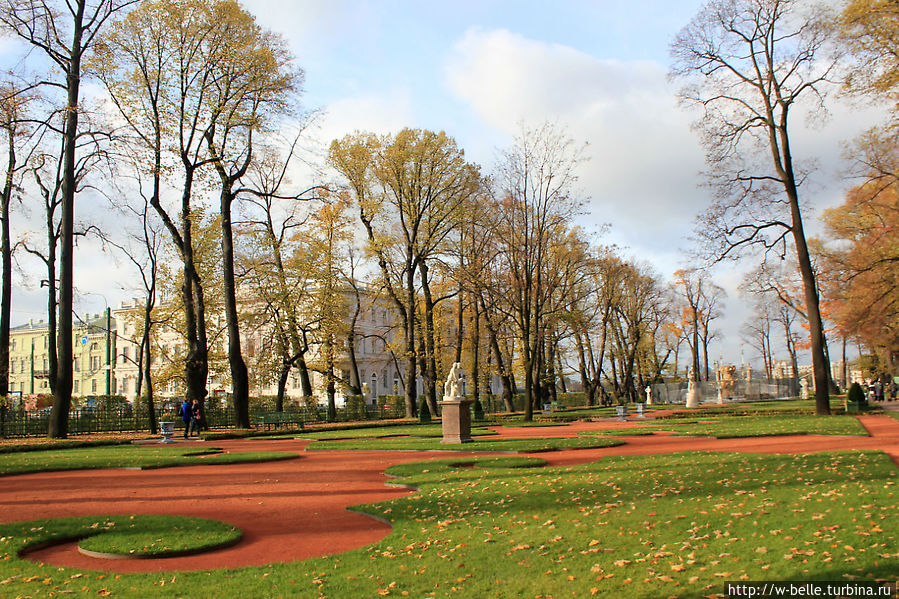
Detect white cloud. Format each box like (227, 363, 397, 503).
(445, 28, 709, 255)
(316, 88, 414, 144)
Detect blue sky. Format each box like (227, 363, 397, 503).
(237, 0, 884, 367)
(3, 0, 886, 369)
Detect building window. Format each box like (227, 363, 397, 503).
(73, 380, 79, 393)
(122, 346, 129, 363)
(74, 358, 79, 372)
(123, 379, 129, 393)
(91, 379, 97, 393)
(10, 339, 15, 351)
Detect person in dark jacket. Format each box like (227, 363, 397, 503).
(189, 399, 202, 437)
(179, 399, 192, 439)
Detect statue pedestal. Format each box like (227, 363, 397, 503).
(685, 385, 700, 408)
(440, 400, 473, 443)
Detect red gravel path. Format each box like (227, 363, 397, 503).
(4, 413, 898, 573)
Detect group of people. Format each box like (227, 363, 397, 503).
(178, 398, 203, 438)
(867, 377, 898, 403)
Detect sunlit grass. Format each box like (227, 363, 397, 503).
(305, 436, 625, 452)
(75, 515, 240, 558)
(582, 414, 867, 438)
(0, 445, 297, 476)
(297, 424, 496, 440)
(0, 451, 894, 597)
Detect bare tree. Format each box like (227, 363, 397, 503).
(671, 0, 838, 414)
(743, 297, 776, 380)
(491, 122, 586, 420)
(1, 0, 137, 437)
(0, 84, 37, 398)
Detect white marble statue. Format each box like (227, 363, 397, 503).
(644, 385, 653, 405)
(443, 362, 464, 401)
(800, 377, 809, 400)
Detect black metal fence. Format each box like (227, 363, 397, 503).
(0, 391, 594, 437)
(0, 404, 240, 438)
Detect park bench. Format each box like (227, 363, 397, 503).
(259, 412, 304, 431)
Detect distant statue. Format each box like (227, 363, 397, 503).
(800, 377, 809, 400)
(644, 385, 653, 405)
(443, 362, 464, 401)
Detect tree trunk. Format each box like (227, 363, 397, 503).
(523, 325, 534, 421)
(557, 351, 567, 394)
(276, 352, 290, 412)
(296, 341, 314, 399)
(49, 5, 86, 439)
(345, 294, 362, 395)
(403, 270, 417, 418)
(484, 310, 515, 412)
(575, 332, 592, 405)
(840, 336, 847, 389)
(418, 262, 439, 415)
(471, 303, 481, 409)
(141, 300, 157, 434)
(325, 337, 337, 422)
(776, 116, 831, 413)
(220, 187, 249, 427)
(545, 337, 558, 404)
(0, 123, 13, 398)
(454, 291, 464, 363)
(690, 314, 700, 382)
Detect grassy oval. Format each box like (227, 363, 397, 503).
(76, 515, 241, 559)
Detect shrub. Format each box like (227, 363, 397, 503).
(379, 395, 405, 418)
(847, 382, 866, 406)
(344, 395, 367, 421)
(418, 398, 431, 423)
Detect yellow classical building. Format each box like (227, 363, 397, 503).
(8, 312, 117, 403)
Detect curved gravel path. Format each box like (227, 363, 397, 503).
(3, 412, 897, 573)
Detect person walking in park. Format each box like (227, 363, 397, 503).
(179, 398, 192, 439)
(189, 399, 202, 437)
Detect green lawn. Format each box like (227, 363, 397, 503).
(582, 415, 867, 438)
(0, 450, 894, 597)
(0, 445, 297, 476)
(76, 515, 241, 558)
(305, 435, 625, 452)
(297, 424, 497, 440)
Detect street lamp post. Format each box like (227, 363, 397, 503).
(79, 292, 113, 397)
(104, 306, 111, 395)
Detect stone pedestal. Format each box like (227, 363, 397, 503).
(440, 400, 473, 443)
(685, 381, 700, 408)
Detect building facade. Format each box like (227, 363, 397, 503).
(8, 312, 117, 404)
(111, 290, 403, 407)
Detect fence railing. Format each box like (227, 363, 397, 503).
(650, 378, 800, 404)
(0, 391, 598, 437)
